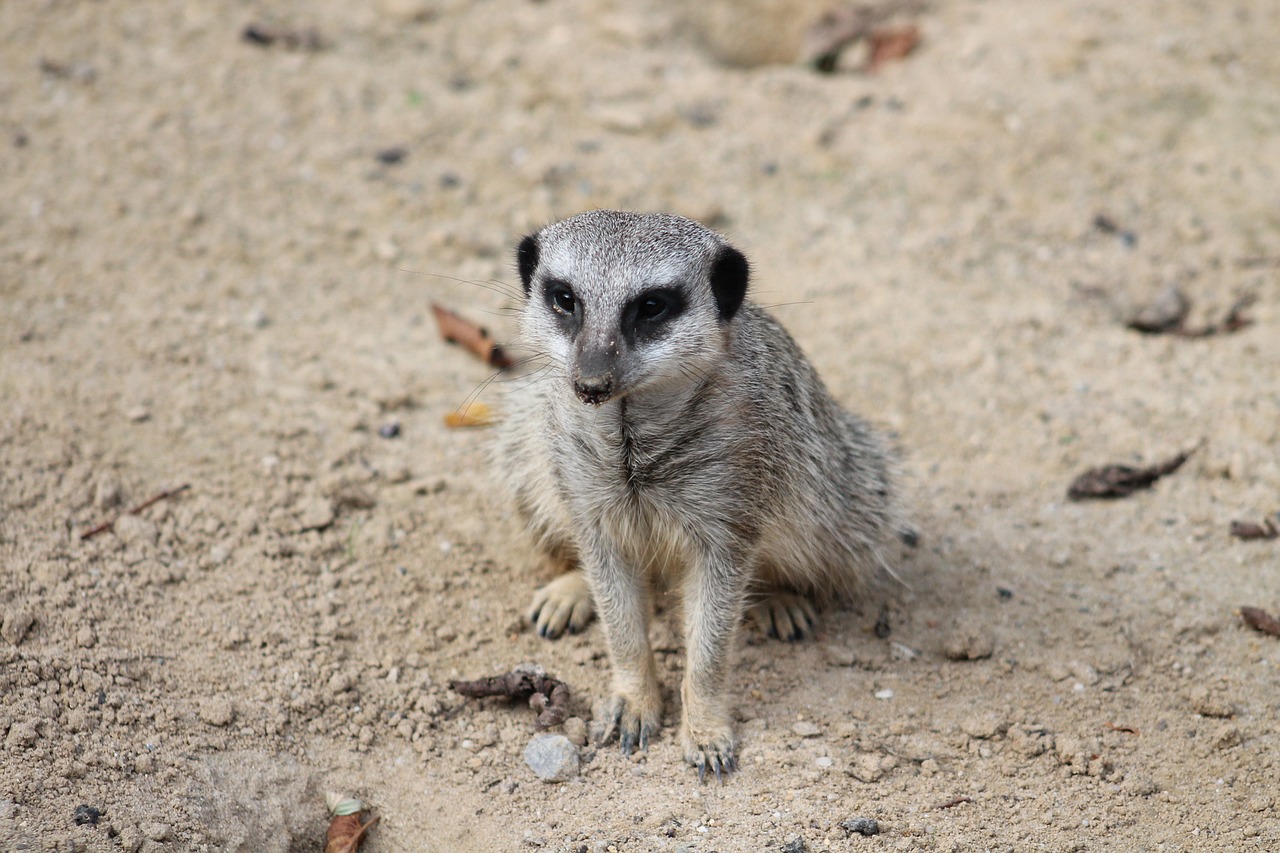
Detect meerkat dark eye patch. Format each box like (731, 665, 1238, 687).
(543, 280, 581, 333)
(517, 234, 540, 296)
(623, 287, 685, 343)
(709, 245, 749, 322)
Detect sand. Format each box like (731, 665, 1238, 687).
(2, 0, 1278, 850)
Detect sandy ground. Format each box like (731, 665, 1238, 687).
(3, 0, 1279, 850)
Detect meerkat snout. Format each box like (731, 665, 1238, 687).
(571, 337, 618, 405)
(573, 377, 613, 406)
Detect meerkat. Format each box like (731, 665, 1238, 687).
(493, 210, 911, 779)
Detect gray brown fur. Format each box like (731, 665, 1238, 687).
(493, 210, 910, 778)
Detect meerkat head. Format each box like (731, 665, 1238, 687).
(515, 210, 749, 407)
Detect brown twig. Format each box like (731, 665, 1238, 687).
(449, 667, 571, 728)
(241, 23, 324, 51)
(934, 796, 972, 809)
(79, 483, 191, 540)
(1174, 292, 1257, 337)
(431, 303, 515, 369)
(1103, 722, 1140, 735)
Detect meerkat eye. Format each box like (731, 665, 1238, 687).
(544, 282, 576, 317)
(625, 288, 685, 341)
(636, 295, 668, 321)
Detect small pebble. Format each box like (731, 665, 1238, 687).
(561, 716, 588, 747)
(94, 475, 122, 509)
(76, 625, 97, 649)
(943, 623, 996, 660)
(142, 822, 172, 842)
(376, 146, 408, 165)
(199, 697, 235, 727)
(792, 721, 821, 738)
(781, 836, 807, 853)
(874, 688, 894, 700)
(5, 721, 39, 749)
(523, 733, 580, 782)
(378, 421, 401, 439)
(1189, 686, 1235, 719)
(72, 805, 102, 826)
(961, 712, 1006, 739)
(840, 817, 880, 837)
(296, 497, 335, 531)
(1, 608, 35, 645)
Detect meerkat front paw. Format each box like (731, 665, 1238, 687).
(747, 591, 818, 641)
(528, 571, 595, 639)
(680, 719, 737, 783)
(597, 689, 662, 755)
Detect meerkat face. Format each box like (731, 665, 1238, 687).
(516, 210, 749, 406)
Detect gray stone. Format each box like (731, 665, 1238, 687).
(840, 817, 880, 837)
(523, 733, 580, 782)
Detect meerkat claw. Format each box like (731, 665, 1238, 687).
(748, 592, 819, 642)
(528, 572, 595, 639)
(693, 748, 734, 785)
(598, 695, 658, 756)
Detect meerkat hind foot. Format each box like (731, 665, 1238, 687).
(747, 591, 818, 642)
(528, 571, 595, 639)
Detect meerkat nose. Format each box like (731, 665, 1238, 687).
(573, 377, 613, 406)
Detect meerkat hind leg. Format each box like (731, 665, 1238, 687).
(746, 590, 818, 642)
(528, 570, 595, 639)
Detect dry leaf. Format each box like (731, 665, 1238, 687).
(444, 402, 495, 428)
(324, 794, 378, 853)
(1240, 606, 1280, 637)
(1067, 446, 1197, 501)
(1230, 519, 1278, 541)
(867, 25, 920, 70)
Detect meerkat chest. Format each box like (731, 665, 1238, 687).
(551, 398, 738, 523)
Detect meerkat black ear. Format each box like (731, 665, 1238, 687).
(517, 234, 540, 296)
(709, 245, 749, 322)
